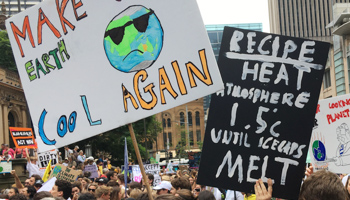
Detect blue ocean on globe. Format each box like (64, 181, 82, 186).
(312, 140, 326, 161)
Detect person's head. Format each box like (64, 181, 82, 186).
(34, 180, 44, 190)
(153, 181, 172, 195)
(79, 150, 84, 156)
(74, 146, 79, 150)
(135, 192, 155, 200)
(31, 174, 42, 182)
(87, 183, 98, 195)
(130, 189, 142, 199)
(146, 173, 154, 186)
(84, 171, 92, 178)
(154, 194, 182, 200)
(103, 168, 109, 175)
(129, 182, 142, 190)
(64, 146, 69, 150)
(107, 171, 118, 181)
(106, 180, 119, 187)
(78, 193, 96, 200)
(336, 123, 350, 144)
(9, 194, 27, 200)
(71, 182, 82, 198)
(299, 170, 347, 200)
(110, 186, 121, 200)
(4, 144, 9, 150)
(33, 191, 53, 200)
(96, 178, 109, 186)
(171, 177, 191, 191)
(50, 180, 72, 200)
(81, 177, 91, 188)
(175, 189, 194, 200)
(193, 184, 201, 196)
(116, 174, 125, 185)
(197, 191, 215, 200)
(345, 176, 350, 196)
(20, 186, 36, 198)
(1, 144, 5, 149)
(25, 179, 32, 186)
(8, 187, 19, 197)
(95, 186, 111, 200)
(189, 177, 194, 185)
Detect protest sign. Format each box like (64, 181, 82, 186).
(84, 164, 99, 178)
(38, 149, 58, 169)
(197, 27, 330, 199)
(310, 94, 350, 173)
(49, 164, 81, 183)
(132, 164, 161, 186)
(9, 127, 37, 149)
(0, 161, 12, 173)
(5, 0, 223, 152)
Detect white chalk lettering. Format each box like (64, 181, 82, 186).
(275, 157, 299, 185)
(215, 151, 243, 183)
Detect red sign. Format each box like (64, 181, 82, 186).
(9, 127, 37, 149)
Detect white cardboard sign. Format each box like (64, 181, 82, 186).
(310, 94, 350, 173)
(38, 149, 58, 169)
(5, 0, 223, 152)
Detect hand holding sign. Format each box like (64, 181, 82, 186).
(254, 179, 273, 200)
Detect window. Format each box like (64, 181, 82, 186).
(163, 132, 167, 149)
(195, 111, 200, 126)
(189, 131, 194, 146)
(188, 112, 192, 126)
(196, 130, 201, 142)
(167, 118, 171, 127)
(208, 32, 218, 43)
(162, 118, 166, 128)
(168, 132, 172, 147)
(323, 69, 331, 89)
(180, 112, 185, 126)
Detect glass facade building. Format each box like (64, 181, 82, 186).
(2, 0, 43, 16)
(204, 23, 263, 115)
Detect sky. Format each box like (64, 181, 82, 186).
(196, 0, 270, 33)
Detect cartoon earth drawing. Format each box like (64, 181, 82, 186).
(104, 5, 164, 73)
(312, 140, 326, 161)
(52, 166, 62, 175)
(0, 167, 3, 172)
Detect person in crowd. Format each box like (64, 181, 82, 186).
(2, 144, 15, 158)
(114, 167, 121, 174)
(64, 146, 73, 160)
(14, 147, 27, 159)
(135, 193, 156, 200)
(9, 194, 27, 200)
(77, 151, 85, 165)
(192, 184, 201, 197)
(96, 161, 103, 176)
(129, 182, 142, 191)
(197, 191, 215, 200)
(73, 146, 79, 159)
(87, 183, 98, 195)
(110, 186, 122, 200)
(33, 191, 52, 200)
(20, 186, 36, 200)
(171, 177, 192, 191)
(50, 180, 72, 200)
(153, 181, 172, 195)
(146, 173, 154, 188)
(155, 194, 182, 200)
(78, 193, 96, 200)
(345, 176, 350, 199)
(107, 160, 112, 170)
(96, 177, 109, 186)
(107, 171, 118, 181)
(129, 189, 142, 199)
(1, 150, 12, 162)
(95, 186, 111, 200)
(67, 156, 77, 169)
(175, 189, 195, 200)
(116, 174, 127, 190)
(71, 181, 82, 200)
(107, 180, 119, 187)
(101, 168, 109, 178)
(8, 187, 19, 198)
(25, 148, 42, 177)
(34, 180, 44, 191)
(81, 177, 91, 192)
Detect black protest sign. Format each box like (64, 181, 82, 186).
(197, 27, 330, 199)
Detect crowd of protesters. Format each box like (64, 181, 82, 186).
(1, 144, 350, 200)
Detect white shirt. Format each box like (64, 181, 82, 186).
(27, 161, 43, 177)
(225, 190, 244, 200)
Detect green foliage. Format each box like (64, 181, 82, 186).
(74, 115, 161, 166)
(0, 31, 17, 71)
(175, 131, 188, 158)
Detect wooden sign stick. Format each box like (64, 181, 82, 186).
(128, 123, 154, 200)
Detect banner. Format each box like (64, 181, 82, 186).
(83, 164, 99, 178)
(38, 149, 58, 168)
(5, 0, 223, 152)
(0, 161, 12, 173)
(132, 164, 161, 186)
(197, 27, 330, 199)
(310, 94, 350, 173)
(49, 164, 81, 183)
(9, 127, 37, 149)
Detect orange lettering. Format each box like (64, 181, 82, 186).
(133, 70, 157, 110)
(171, 61, 187, 95)
(10, 16, 35, 57)
(56, 0, 75, 34)
(72, 0, 87, 21)
(122, 84, 139, 112)
(159, 67, 178, 104)
(186, 49, 213, 88)
(38, 8, 62, 45)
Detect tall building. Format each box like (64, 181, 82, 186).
(1, 0, 42, 16)
(203, 23, 263, 115)
(268, 0, 350, 98)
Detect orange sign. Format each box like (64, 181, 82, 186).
(9, 127, 37, 149)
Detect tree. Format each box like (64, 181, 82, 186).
(0, 31, 17, 71)
(74, 115, 162, 166)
